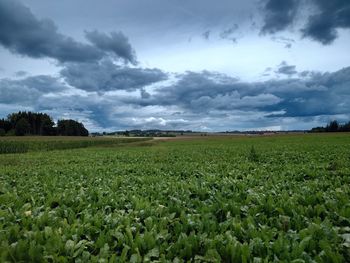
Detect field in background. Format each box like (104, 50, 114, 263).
(0, 134, 350, 262)
(0, 136, 151, 154)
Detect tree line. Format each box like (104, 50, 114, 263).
(310, 120, 350, 133)
(0, 111, 89, 136)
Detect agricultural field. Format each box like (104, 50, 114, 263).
(0, 134, 350, 262)
(0, 136, 151, 154)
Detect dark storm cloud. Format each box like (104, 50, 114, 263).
(153, 71, 242, 108)
(85, 30, 137, 65)
(0, 0, 167, 93)
(255, 67, 350, 117)
(276, 61, 297, 76)
(261, 0, 350, 44)
(302, 14, 338, 45)
(127, 71, 281, 112)
(61, 59, 167, 92)
(0, 0, 102, 62)
(0, 0, 137, 63)
(144, 67, 350, 118)
(302, 0, 350, 44)
(261, 0, 300, 34)
(149, 71, 279, 112)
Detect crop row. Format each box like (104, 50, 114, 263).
(0, 137, 151, 154)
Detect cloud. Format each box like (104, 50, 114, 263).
(302, 14, 338, 45)
(261, 68, 350, 117)
(149, 71, 241, 108)
(261, 0, 350, 45)
(0, 75, 66, 104)
(14, 71, 28, 77)
(140, 88, 151, 99)
(0, 0, 103, 63)
(61, 59, 167, 92)
(130, 116, 189, 130)
(149, 68, 350, 120)
(220, 24, 239, 43)
(17, 75, 67, 92)
(0, 1, 163, 95)
(202, 30, 211, 40)
(143, 71, 281, 112)
(275, 61, 297, 76)
(1, 66, 350, 131)
(302, 0, 350, 44)
(0, 0, 137, 63)
(261, 0, 300, 34)
(190, 92, 282, 111)
(0, 0, 168, 111)
(85, 30, 137, 65)
(0, 80, 41, 104)
(271, 36, 295, 48)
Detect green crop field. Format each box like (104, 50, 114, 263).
(0, 137, 152, 154)
(0, 134, 349, 262)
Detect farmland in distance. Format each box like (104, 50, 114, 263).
(0, 134, 349, 262)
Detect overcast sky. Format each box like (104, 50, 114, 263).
(1, 0, 350, 131)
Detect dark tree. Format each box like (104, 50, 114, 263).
(57, 119, 89, 136)
(40, 115, 56, 135)
(340, 121, 350, 132)
(310, 127, 326, 133)
(310, 120, 350, 133)
(0, 111, 89, 136)
(0, 119, 12, 133)
(326, 120, 339, 132)
(7, 111, 56, 135)
(15, 118, 31, 136)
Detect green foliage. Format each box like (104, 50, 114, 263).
(248, 145, 259, 162)
(57, 119, 89, 136)
(0, 134, 349, 261)
(0, 111, 89, 136)
(0, 141, 29, 153)
(0, 137, 150, 154)
(7, 111, 56, 136)
(310, 119, 350, 132)
(15, 118, 31, 136)
(327, 120, 339, 132)
(0, 118, 11, 133)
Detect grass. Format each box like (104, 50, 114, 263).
(0, 134, 349, 262)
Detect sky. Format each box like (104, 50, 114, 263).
(0, 0, 350, 131)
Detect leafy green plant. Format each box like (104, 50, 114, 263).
(248, 145, 259, 162)
(0, 134, 349, 261)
